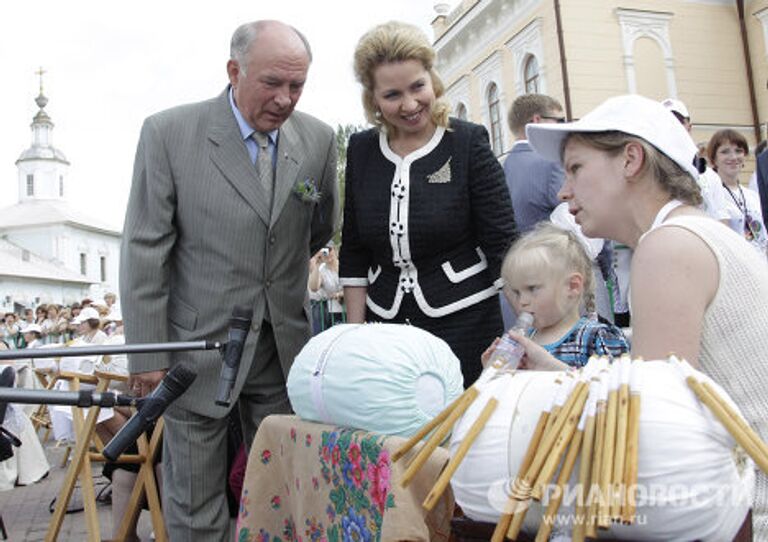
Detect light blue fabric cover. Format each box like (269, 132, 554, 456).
(287, 323, 464, 437)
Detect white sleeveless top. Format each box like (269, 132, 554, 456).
(654, 214, 768, 533)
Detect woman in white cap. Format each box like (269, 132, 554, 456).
(72, 306, 108, 345)
(508, 94, 768, 534)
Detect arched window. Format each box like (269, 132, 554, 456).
(487, 83, 503, 155)
(455, 103, 468, 121)
(524, 55, 540, 94)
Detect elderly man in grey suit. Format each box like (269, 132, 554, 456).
(120, 20, 338, 541)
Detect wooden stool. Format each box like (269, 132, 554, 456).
(30, 368, 60, 445)
(45, 370, 166, 542)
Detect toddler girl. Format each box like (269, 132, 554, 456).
(488, 223, 628, 368)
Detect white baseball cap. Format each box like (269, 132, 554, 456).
(72, 307, 100, 324)
(661, 97, 690, 119)
(24, 323, 43, 334)
(526, 94, 699, 179)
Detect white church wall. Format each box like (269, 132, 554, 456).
(5, 225, 120, 293)
(0, 277, 90, 313)
(16, 160, 68, 201)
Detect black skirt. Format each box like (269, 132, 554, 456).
(366, 293, 504, 387)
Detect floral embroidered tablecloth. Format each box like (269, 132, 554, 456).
(236, 415, 454, 542)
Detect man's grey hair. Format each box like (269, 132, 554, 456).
(230, 21, 313, 75)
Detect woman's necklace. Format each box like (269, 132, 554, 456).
(722, 182, 747, 217)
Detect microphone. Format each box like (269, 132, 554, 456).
(215, 305, 253, 407)
(102, 363, 196, 461)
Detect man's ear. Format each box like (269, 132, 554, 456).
(623, 141, 646, 179)
(226, 60, 240, 88)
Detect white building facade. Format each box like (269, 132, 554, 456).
(0, 87, 122, 313)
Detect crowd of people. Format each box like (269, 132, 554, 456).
(1, 16, 767, 542)
(0, 294, 122, 350)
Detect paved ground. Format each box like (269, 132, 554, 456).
(0, 441, 154, 541)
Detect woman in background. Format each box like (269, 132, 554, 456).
(707, 129, 767, 258)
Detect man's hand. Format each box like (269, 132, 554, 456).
(128, 369, 168, 397)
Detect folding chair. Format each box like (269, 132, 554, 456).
(45, 369, 166, 542)
(30, 368, 59, 445)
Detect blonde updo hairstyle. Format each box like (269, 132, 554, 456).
(353, 21, 451, 134)
(563, 131, 703, 207)
(501, 223, 596, 316)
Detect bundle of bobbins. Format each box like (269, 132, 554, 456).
(392, 355, 768, 541)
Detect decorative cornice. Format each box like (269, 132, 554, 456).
(505, 17, 546, 95)
(615, 8, 677, 95)
(615, 8, 674, 59)
(755, 7, 768, 57)
(435, 0, 541, 84)
(445, 75, 471, 113)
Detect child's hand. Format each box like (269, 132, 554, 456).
(481, 337, 501, 369)
(506, 330, 569, 371)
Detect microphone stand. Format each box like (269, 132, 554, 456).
(0, 339, 221, 542)
(0, 340, 223, 362)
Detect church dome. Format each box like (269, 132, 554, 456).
(15, 89, 70, 165)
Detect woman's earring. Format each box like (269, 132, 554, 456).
(374, 110, 382, 119)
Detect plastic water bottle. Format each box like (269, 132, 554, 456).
(488, 312, 534, 371)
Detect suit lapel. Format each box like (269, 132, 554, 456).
(271, 117, 303, 227)
(207, 90, 271, 225)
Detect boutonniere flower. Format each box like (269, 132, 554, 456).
(294, 177, 321, 203)
(427, 157, 452, 184)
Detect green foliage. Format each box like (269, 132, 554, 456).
(334, 123, 365, 245)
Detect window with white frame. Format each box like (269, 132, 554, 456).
(487, 83, 503, 155)
(26, 174, 34, 196)
(524, 55, 540, 94)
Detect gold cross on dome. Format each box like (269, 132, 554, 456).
(35, 66, 46, 94)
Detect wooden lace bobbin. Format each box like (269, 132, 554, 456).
(535, 407, 588, 542)
(423, 397, 499, 510)
(393, 385, 478, 463)
(572, 379, 600, 542)
(598, 364, 621, 528)
(399, 386, 479, 488)
(531, 382, 590, 500)
(491, 407, 552, 542)
(610, 356, 632, 521)
(507, 380, 589, 540)
(621, 360, 642, 524)
(672, 356, 768, 475)
(586, 373, 609, 538)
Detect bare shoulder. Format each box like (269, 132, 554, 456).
(635, 223, 717, 269)
(632, 223, 719, 305)
(630, 223, 719, 363)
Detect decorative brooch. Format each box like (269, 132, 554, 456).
(293, 177, 322, 203)
(427, 158, 452, 184)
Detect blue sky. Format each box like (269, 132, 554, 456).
(0, 0, 446, 228)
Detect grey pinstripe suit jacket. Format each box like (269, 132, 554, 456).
(502, 141, 564, 234)
(120, 88, 338, 418)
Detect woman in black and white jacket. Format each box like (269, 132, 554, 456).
(340, 21, 516, 385)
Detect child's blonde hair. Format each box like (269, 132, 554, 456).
(501, 223, 596, 315)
